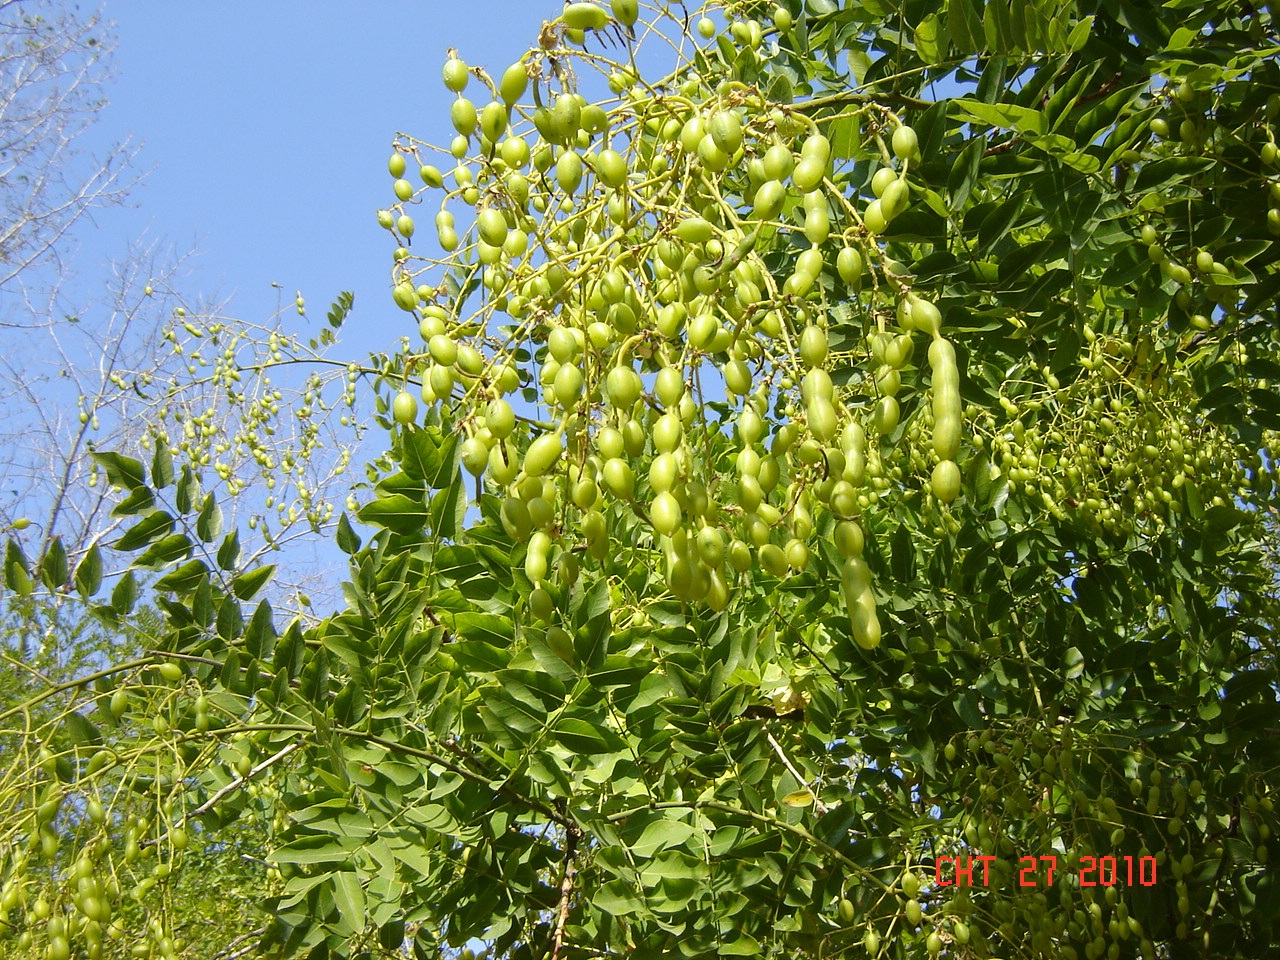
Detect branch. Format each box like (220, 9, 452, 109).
(551, 825, 580, 960)
(185, 741, 301, 821)
(763, 726, 828, 814)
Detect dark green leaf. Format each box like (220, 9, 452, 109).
(91, 451, 146, 491)
(398, 425, 458, 489)
(335, 513, 361, 555)
(358, 494, 429, 536)
(196, 493, 223, 543)
(64, 711, 101, 748)
(111, 485, 156, 517)
(73, 543, 103, 597)
(216, 530, 241, 572)
(135, 534, 194, 570)
(155, 559, 209, 594)
(4, 539, 32, 596)
(111, 570, 138, 615)
(231, 564, 276, 600)
(152, 443, 175, 489)
(246, 601, 276, 660)
(115, 512, 176, 552)
(38, 537, 68, 590)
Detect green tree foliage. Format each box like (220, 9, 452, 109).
(4, 1, 1280, 959)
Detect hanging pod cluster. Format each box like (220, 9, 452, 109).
(376, 5, 966, 644)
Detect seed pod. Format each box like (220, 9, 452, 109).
(612, 0, 640, 26)
(595, 148, 628, 188)
(442, 59, 469, 93)
(864, 199, 887, 234)
(880, 177, 909, 220)
(929, 337, 962, 459)
(651, 491, 682, 534)
(500, 61, 528, 103)
(450, 97, 477, 136)
(932, 459, 961, 502)
(837, 247, 863, 287)
(675, 217, 715, 244)
(871, 395, 899, 435)
(602, 458, 635, 500)
(892, 124, 920, 161)
(841, 556, 880, 650)
(480, 101, 508, 142)
(799, 325, 828, 368)
(792, 155, 825, 192)
(763, 144, 795, 180)
(752, 179, 786, 219)
(709, 110, 744, 155)
(562, 2, 609, 30)
(933, 412, 962, 460)
(807, 397, 838, 442)
(557, 151, 584, 193)
(841, 422, 866, 485)
(523, 432, 563, 477)
(477, 208, 508, 247)
(460, 437, 489, 476)
(526, 531, 551, 583)
(910, 295, 942, 336)
(804, 206, 831, 244)
(802, 368, 834, 404)
(886, 333, 914, 369)
(801, 132, 831, 165)
(835, 520, 864, 557)
(392, 282, 417, 312)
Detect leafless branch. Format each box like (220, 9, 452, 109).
(0, 2, 139, 298)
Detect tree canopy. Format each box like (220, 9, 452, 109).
(3, 1, 1280, 959)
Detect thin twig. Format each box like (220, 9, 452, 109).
(187, 741, 300, 819)
(763, 726, 828, 814)
(551, 826, 580, 960)
(210, 927, 268, 960)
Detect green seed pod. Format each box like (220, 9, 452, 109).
(792, 155, 825, 192)
(595, 149, 628, 188)
(562, 2, 609, 30)
(841, 556, 880, 650)
(450, 97, 477, 136)
(500, 61, 529, 103)
(612, 0, 640, 26)
(524, 432, 564, 477)
(675, 217, 715, 244)
(909, 295, 942, 336)
(932, 459, 961, 502)
(709, 110, 744, 155)
(892, 124, 920, 161)
(799, 325, 828, 368)
(752, 180, 786, 219)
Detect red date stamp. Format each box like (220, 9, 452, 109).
(934, 854, 1158, 887)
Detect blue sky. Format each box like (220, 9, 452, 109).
(81, 1, 555, 357)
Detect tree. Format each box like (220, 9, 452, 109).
(4, 1, 1280, 959)
(0, 4, 365, 958)
(0, 0, 134, 305)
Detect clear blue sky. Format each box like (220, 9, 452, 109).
(83, 1, 555, 357)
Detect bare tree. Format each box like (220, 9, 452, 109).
(0, 0, 137, 310)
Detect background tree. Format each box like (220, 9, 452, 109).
(0, 3, 365, 958)
(4, 2, 1280, 960)
(0, 0, 134, 299)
